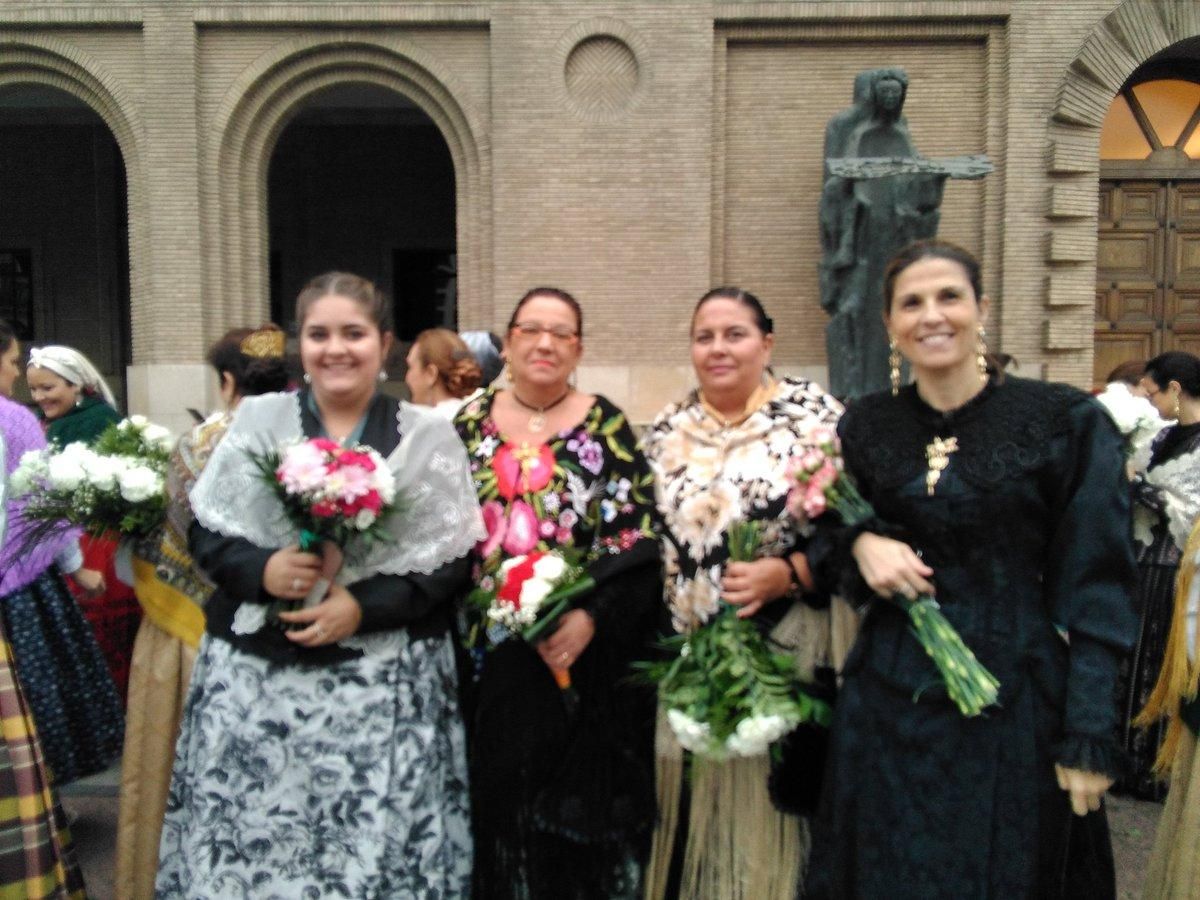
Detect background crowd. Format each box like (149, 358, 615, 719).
(0, 239, 1195, 897)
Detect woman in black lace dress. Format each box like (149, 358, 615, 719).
(806, 240, 1137, 899)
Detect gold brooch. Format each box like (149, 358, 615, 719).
(925, 436, 959, 496)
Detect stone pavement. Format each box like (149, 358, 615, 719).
(55, 763, 1165, 900)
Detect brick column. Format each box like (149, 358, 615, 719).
(126, 5, 213, 432)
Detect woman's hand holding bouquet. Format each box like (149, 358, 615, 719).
(787, 427, 1000, 717)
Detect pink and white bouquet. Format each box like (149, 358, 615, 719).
(467, 548, 595, 691)
(787, 427, 1001, 717)
(251, 437, 397, 621)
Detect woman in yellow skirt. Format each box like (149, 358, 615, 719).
(113, 326, 288, 899)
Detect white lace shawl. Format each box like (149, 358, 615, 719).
(1135, 445, 1200, 551)
(189, 393, 484, 644)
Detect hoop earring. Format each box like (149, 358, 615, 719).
(976, 324, 988, 385)
(302, 372, 312, 385)
(889, 338, 901, 397)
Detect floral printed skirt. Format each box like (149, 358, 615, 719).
(0, 569, 124, 786)
(156, 634, 472, 899)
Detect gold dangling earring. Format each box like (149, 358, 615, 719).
(1174, 392, 1182, 420)
(976, 324, 988, 385)
(504, 361, 513, 383)
(889, 338, 901, 397)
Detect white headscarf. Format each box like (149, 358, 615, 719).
(27, 345, 116, 408)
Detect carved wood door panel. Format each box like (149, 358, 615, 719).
(1095, 180, 1165, 384)
(1166, 182, 1200, 357)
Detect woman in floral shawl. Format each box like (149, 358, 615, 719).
(455, 287, 660, 899)
(640, 287, 844, 900)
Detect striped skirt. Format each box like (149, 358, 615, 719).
(0, 623, 86, 898)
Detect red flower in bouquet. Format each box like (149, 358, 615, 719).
(468, 548, 595, 694)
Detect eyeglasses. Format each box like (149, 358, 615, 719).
(510, 321, 579, 342)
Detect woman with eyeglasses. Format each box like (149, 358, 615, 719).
(1116, 351, 1200, 799)
(455, 287, 661, 899)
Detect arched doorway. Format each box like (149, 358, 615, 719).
(0, 83, 131, 402)
(1094, 38, 1200, 384)
(267, 82, 457, 356)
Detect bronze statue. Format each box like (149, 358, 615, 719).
(819, 68, 992, 399)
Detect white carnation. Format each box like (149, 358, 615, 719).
(83, 454, 123, 491)
(142, 424, 173, 450)
(532, 554, 567, 582)
(127, 414, 148, 429)
(724, 713, 795, 758)
(9, 450, 49, 495)
(667, 708, 714, 755)
(518, 576, 554, 612)
(353, 508, 377, 530)
(1096, 383, 1160, 436)
(46, 444, 92, 491)
(117, 466, 162, 503)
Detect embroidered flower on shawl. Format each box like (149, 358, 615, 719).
(501, 500, 539, 556)
(672, 479, 742, 562)
(478, 501, 507, 559)
(669, 570, 722, 633)
(492, 442, 555, 500)
(567, 434, 605, 475)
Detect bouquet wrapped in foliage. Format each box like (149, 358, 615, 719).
(787, 426, 1001, 717)
(251, 437, 397, 621)
(466, 548, 595, 692)
(642, 522, 832, 759)
(10, 414, 173, 540)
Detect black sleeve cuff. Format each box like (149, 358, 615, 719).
(1053, 732, 1127, 780)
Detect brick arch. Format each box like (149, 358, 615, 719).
(204, 34, 491, 338)
(1041, 0, 1200, 381)
(0, 36, 151, 361)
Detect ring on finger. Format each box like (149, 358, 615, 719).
(291, 577, 302, 592)
(314, 625, 326, 640)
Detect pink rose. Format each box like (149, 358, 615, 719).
(802, 483, 827, 519)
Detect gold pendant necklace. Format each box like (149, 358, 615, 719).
(511, 388, 572, 433)
(925, 435, 959, 496)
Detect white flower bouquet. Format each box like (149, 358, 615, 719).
(641, 522, 832, 759)
(1096, 382, 1164, 470)
(10, 415, 173, 539)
